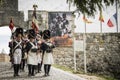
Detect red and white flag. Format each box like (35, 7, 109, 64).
(32, 10, 39, 33)
(107, 13, 117, 27)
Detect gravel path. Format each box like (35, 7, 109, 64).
(0, 62, 86, 80)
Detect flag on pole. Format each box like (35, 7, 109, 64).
(107, 13, 117, 27)
(83, 15, 92, 23)
(9, 18, 14, 31)
(99, 11, 104, 22)
(32, 10, 39, 33)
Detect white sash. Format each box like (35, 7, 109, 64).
(14, 40, 22, 50)
(29, 42, 37, 49)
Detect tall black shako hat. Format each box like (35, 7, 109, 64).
(15, 28, 23, 37)
(28, 29, 36, 39)
(43, 29, 51, 40)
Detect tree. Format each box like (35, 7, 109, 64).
(0, 0, 4, 5)
(67, 0, 120, 16)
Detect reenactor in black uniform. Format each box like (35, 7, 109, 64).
(25, 29, 38, 76)
(12, 28, 24, 77)
(20, 31, 29, 72)
(41, 30, 55, 76)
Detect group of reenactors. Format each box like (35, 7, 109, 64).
(8, 28, 55, 77)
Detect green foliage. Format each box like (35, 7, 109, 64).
(0, 0, 2, 5)
(100, 75, 116, 80)
(53, 64, 116, 80)
(67, 0, 120, 16)
(53, 64, 73, 72)
(0, 0, 5, 6)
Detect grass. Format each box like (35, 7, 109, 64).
(98, 75, 116, 80)
(53, 64, 73, 73)
(53, 64, 116, 80)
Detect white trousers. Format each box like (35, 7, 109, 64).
(43, 52, 54, 64)
(27, 51, 38, 65)
(13, 49, 22, 64)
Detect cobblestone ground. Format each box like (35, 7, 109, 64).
(0, 62, 86, 80)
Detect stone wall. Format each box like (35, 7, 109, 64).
(0, 0, 25, 28)
(0, 54, 10, 62)
(53, 33, 120, 79)
(0, 0, 18, 11)
(53, 47, 74, 68)
(0, 10, 24, 27)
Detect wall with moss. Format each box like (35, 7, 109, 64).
(53, 33, 120, 79)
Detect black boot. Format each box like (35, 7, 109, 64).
(22, 59, 25, 71)
(47, 65, 51, 76)
(31, 65, 35, 76)
(38, 63, 41, 73)
(13, 64, 17, 77)
(16, 64, 20, 76)
(28, 64, 32, 76)
(44, 65, 47, 76)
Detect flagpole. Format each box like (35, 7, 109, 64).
(71, 5, 77, 72)
(100, 21, 102, 33)
(68, 1, 71, 11)
(84, 15, 87, 73)
(73, 36, 77, 72)
(9, 18, 14, 61)
(116, 0, 119, 32)
(99, 9, 103, 33)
